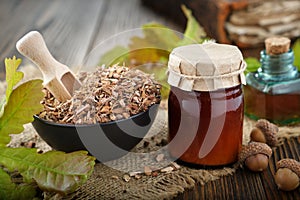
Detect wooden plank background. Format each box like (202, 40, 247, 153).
(0, 0, 299, 199)
(0, 0, 179, 77)
(176, 137, 300, 200)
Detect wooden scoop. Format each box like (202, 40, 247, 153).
(16, 31, 81, 102)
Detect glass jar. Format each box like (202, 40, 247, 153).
(167, 43, 246, 166)
(244, 37, 300, 125)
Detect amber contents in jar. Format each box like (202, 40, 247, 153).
(244, 85, 300, 125)
(168, 85, 244, 166)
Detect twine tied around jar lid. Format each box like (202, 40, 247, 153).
(167, 42, 247, 91)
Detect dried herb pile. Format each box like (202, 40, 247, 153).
(39, 65, 161, 124)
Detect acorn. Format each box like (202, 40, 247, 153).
(239, 142, 272, 172)
(274, 159, 300, 191)
(250, 119, 278, 147)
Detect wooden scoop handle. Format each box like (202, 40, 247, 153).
(16, 31, 70, 84)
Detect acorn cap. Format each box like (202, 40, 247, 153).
(255, 119, 278, 147)
(239, 142, 272, 163)
(277, 159, 300, 178)
(265, 37, 290, 55)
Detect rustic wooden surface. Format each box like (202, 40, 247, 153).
(0, 0, 299, 199)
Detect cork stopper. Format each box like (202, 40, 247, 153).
(265, 37, 290, 55)
(167, 42, 246, 91)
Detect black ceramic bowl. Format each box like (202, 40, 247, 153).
(32, 103, 160, 162)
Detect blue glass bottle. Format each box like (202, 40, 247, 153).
(244, 37, 300, 125)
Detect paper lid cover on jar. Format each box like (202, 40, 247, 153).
(167, 42, 246, 91)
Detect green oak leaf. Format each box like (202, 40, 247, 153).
(0, 167, 36, 200)
(0, 98, 5, 119)
(244, 57, 261, 75)
(0, 79, 44, 146)
(99, 45, 129, 66)
(4, 56, 24, 102)
(177, 5, 208, 46)
(0, 57, 24, 118)
(136, 23, 181, 49)
(292, 38, 300, 69)
(0, 148, 95, 195)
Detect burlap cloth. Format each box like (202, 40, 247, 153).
(2, 65, 300, 199)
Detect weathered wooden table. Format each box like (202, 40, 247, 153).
(0, 0, 299, 199)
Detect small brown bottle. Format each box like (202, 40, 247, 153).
(244, 37, 300, 125)
(167, 43, 246, 166)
